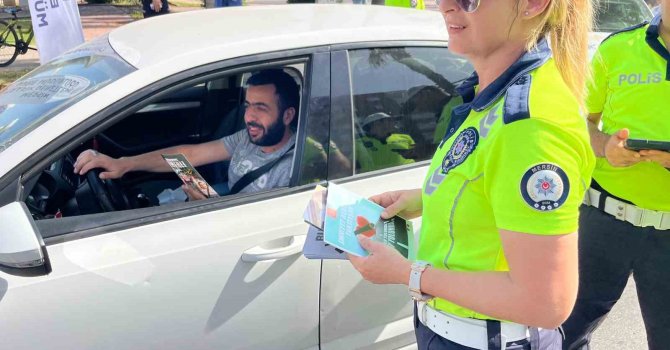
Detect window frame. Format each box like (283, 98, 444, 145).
(11, 48, 327, 243)
(295, 51, 331, 186)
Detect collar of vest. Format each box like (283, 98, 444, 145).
(455, 38, 552, 112)
(645, 14, 670, 81)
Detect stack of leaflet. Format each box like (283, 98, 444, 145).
(301, 183, 414, 260)
(302, 185, 347, 259)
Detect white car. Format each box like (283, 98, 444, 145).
(0, 5, 473, 349)
(589, 0, 654, 55)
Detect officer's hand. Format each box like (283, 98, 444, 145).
(639, 150, 670, 168)
(182, 184, 206, 201)
(152, 0, 162, 12)
(348, 236, 411, 285)
(73, 149, 127, 179)
(604, 129, 642, 167)
(369, 189, 423, 220)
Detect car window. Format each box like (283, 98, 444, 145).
(348, 47, 473, 174)
(595, 0, 652, 32)
(0, 35, 135, 154)
(26, 63, 305, 230)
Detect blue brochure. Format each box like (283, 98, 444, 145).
(321, 183, 413, 258)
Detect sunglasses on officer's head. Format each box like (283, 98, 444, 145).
(435, 0, 481, 13)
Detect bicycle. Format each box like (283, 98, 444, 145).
(0, 7, 36, 67)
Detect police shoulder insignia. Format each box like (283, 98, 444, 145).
(520, 163, 569, 211)
(441, 127, 479, 174)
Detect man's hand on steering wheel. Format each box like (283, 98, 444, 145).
(74, 149, 128, 179)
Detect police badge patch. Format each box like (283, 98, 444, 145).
(520, 163, 570, 211)
(441, 127, 479, 174)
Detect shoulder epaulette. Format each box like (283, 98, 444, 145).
(502, 74, 532, 125)
(601, 21, 649, 45)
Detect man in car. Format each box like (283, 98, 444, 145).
(73, 69, 299, 201)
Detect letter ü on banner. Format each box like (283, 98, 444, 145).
(27, 0, 84, 64)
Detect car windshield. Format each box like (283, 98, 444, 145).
(0, 35, 135, 154)
(595, 0, 652, 32)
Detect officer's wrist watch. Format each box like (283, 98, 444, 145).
(408, 261, 432, 301)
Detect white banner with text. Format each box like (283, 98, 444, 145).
(28, 0, 84, 64)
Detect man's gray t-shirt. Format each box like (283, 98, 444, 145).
(221, 130, 295, 194)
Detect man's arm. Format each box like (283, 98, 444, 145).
(586, 113, 608, 157)
(74, 140, 231, 179)
(587, 113, 642, 167)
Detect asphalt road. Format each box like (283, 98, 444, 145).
(590, 277, 647, 349)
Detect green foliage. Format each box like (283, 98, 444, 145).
(0, 69, 31, 91)
(170, 0, 203, 7)
(130, 9, 144, 19)
(86, 0, 141, 5)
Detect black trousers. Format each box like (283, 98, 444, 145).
(562, 205, 670, 350)
(142, 0, 170, 18)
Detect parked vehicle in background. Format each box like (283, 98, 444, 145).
(589, 0, 654, 55)
(595, 0, 653, 32)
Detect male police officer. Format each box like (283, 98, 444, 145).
(355, 112, 415, 172)
(74, 69, 299, 201)
(562, 4, 670, 349)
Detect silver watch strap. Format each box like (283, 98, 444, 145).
(409, 261, 431, 301)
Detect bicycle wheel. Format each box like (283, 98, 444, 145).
(0, 21, 20, 67)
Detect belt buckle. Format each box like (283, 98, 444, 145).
(661, 213, 670, 230)
(641, 210, 664, 230)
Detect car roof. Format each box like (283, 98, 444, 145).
(108, 4, 449, 69)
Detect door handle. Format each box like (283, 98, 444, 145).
(241, 235, 306, 262)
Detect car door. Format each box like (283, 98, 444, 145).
(320, 46, 474, 350)
(0, 55, 325, 350)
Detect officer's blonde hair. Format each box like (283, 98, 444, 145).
(526, 0, 594, 103)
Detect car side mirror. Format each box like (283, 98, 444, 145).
(0, 202, 51, 276)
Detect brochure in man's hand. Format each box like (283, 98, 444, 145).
(301, 183, 414, 260)
(162, 154, 219, 198)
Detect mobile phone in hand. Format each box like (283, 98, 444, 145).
(624, 138, 670, 152)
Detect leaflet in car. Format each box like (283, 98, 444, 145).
(162, 153, 219, 198)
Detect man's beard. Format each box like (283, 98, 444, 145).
(247, 117, 286, 147)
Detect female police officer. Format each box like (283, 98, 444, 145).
(348, 0, 595, 349)
(562, 1, 670, 348)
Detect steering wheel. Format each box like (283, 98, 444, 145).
(85, 168, 132, 212)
